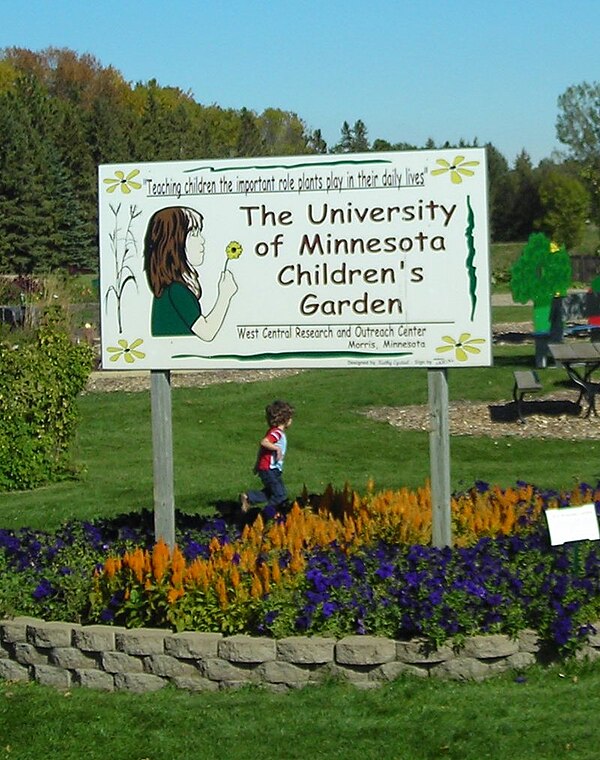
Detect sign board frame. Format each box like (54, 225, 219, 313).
(98, 149, 492, 372)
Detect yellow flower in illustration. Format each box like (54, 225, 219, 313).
(106, 338, 145, 363)
(224, 240, 243, 270)
(226, 241, 243, 260)
(436, 333, 486, 362)
(103, 169, 142, 194)
(431, 155, 480, 184)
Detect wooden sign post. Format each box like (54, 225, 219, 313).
(150, 369, 175, 548)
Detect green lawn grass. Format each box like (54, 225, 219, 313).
(492, 304, 531, 323)
(0, 662, 598, 760)
(0, 344, 598, 531)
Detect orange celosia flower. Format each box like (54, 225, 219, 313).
(215, 576, 228, 609)
(271, 560, 281, 584)
(167, 586, 184, 605)
(104, 556, 122, 579)
(152, 540, 171, 582)
(250, 574, 263, 599)
(170, 545, 186, 587)
(124, 547, 148, 584)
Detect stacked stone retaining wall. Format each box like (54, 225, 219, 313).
(1, 617, 600, 693)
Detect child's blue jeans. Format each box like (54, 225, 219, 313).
(248, 468, 287, 509)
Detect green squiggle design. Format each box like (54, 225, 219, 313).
(172, 350, 412, 361)
(465, 195, 477, 321)
(184, 159, 391, 174)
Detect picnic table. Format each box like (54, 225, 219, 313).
(548, 342, 600, 417)
(0, 305, 24, 328)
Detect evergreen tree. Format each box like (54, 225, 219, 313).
(333, 121, 354, 153)
(0, 76, 60, 272)
(351, 119, 369, 152)
(237, 107, 265, 157)
(307, 128, 327, 154)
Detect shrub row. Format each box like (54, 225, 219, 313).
(0, 309, 94, 490)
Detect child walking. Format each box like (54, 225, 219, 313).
(240, 400, 294, 514)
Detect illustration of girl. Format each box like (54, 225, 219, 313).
(143, 206, 238, 340)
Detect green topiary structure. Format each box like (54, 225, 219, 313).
(510, 232, 572, 333)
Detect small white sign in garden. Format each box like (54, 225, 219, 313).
(545, 504, 600, 546)
(98, 149, 491, 370)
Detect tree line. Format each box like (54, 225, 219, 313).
(0, 47, 596, 273)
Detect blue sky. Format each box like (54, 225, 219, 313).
(2, 0, 599, 165)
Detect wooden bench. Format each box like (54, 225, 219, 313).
(513, 370, 542, 423)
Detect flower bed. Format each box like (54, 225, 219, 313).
(2, 482, 600, 657)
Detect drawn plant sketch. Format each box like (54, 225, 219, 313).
(104, 203, 141, 334)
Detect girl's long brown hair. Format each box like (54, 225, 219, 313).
(144, 207, 203, 298)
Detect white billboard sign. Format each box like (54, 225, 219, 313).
(98, 149, 491, 370)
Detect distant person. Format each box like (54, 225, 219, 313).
(240, 400, 295, 514)
(143, 206, 237, 340)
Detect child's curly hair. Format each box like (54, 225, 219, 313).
(266, 400, 294, 427)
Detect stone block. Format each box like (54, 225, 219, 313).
(276, 636, 335, 664)
(506, 651, 537, 670)
(584, 625, 600, 648)
(461, 634, 518, 659)
(164, 632, 222, 659)
(33, 664, 71, 689)
(13, 642, 48, 667)
(311, 662, 371, 683)
(202, 657, 257, 684)
(144, 654, 200, 679)
(171, 675, 220, 692)
(0, 617, 44, 645)
(0, 659, 30, 682)
(336, 664, 378, 682)
(74, 669, 115, 692)
(396, 640, 455, 664)
(264, 682, 292, 694)
(115, 629, 166, 656)
(336, 636, 396, 665)
(260, 661, 310, 686)
(575, 646, 600, 663)
(73, 625, 125, 653)
(49, 647, 98, 670)
(101, 651, 144, 674)
(431, 657, 491, 681)
(113, 672, 166, 693)
(27, 622, 77, 649)
(218, 635, 276, 663)
(517, 629, 541, 654)
(374, 661, 430, 681)
(218, 680, 254, 691)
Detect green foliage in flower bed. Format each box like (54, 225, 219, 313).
(0, 309, 94, 490)
(2, 483, 600, 656)
(260, 530, 600, 655)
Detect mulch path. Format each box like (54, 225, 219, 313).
(86, 322, 600, 439)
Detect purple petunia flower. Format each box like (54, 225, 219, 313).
(32, 579, 56, 599)
(375, 562, 394, 580)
